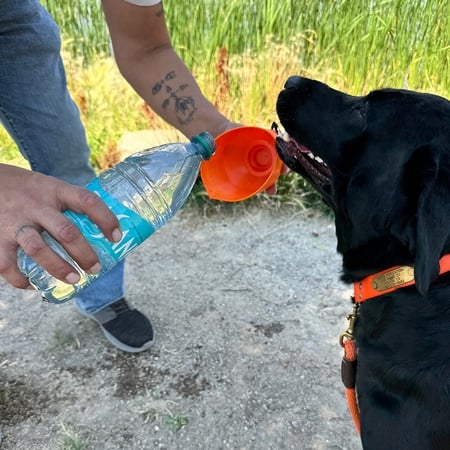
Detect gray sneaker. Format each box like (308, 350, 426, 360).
(76, 298, 154, 353)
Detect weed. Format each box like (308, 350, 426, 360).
(163, 414, 188, 433)
(136, 391, 188, 431)
(52, 328, 81, 350)
(140, 407, 159, 424)
(56, 422, 89, 450)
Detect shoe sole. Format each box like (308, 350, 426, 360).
(101, 327, 154, 353)
(75, 301, 155, 353)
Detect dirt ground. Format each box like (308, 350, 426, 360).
(0, 206, 362, 450)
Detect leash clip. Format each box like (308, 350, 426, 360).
(339, 302, 359, 347)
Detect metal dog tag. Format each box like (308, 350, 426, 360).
(371, 266, 414, 291)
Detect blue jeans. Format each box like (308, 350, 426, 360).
(0, 0, 125, 313)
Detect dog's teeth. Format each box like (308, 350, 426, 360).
(281, 132, 290, 142)
(315, 156, 324, 164)
(307, 152, 315, 159)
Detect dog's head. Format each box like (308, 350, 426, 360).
(276, 76, 450, 294)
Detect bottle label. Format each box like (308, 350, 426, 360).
(63, 179, 155, 265)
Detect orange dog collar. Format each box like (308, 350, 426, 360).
(354, 254, 450, 303)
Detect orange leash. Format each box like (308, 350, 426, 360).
(340, 254, 450, 434)
(340, 303, 360, 434)
(341, 337, 360, 434)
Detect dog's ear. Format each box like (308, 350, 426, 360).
(412, 145, 450, 295)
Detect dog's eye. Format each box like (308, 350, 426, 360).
(352, 104, 366, 120)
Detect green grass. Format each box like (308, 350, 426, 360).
(40, 0, 449, 93)
(1, 0, 448, 209)
(56, 423, 89, 450)
(163, 413, 188, 432)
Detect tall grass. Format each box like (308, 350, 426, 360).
(43, 0, 110, 62)
(41, 0, 449, 94)
(0, 0, 448, 207)
(176, 0, 450, 94)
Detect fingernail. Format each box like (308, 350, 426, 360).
(112, 228, 122, 243)
(65, 272, 80, 284)
(89, 262, 101, 274)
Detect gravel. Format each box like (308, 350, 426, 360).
(0, 207, 361, 450)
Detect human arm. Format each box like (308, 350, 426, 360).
(101, 0, 280, 194)
(101, 0, 234, 139)
(0, 164, 121, 289)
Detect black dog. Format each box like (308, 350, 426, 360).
(276, 76, 450, 450)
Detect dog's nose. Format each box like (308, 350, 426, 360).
(284, 76, 303, 90)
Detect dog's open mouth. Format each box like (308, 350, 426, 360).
(275, 134, 333, 204)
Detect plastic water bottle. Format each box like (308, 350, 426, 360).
(17, 132, 215, 304)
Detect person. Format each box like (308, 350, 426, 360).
(0, 0, 278, 353)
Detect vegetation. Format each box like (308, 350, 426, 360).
(0, 0, 448, 209)
(56, 422, 89, 450)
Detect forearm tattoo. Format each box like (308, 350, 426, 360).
(151, 71, 197, 125)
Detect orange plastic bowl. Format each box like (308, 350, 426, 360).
(200, 126, 282, 202)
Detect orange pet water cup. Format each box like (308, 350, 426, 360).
(200, 126, 283, 202)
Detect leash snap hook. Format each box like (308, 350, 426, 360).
(339, 302, 359, 347)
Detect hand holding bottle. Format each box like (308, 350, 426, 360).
(17, 133, 215, 303)
(0, 164, 121, 289)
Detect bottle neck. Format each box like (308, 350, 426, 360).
(191, 132, 216, 160)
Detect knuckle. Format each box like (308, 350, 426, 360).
(55, 221, 81, 243)
(21, 235, 46, 257)
(78, 189, 102, 208)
